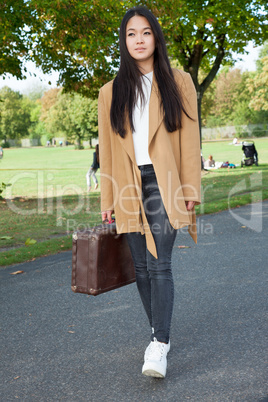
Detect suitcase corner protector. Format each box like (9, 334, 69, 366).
(71, 285, 77, 292)
(72, 232, 78, 241)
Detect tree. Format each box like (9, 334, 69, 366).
(40, 88, 61, 123)
(210, 67, 245, 125)
(31, 0, 268, 145)
(200, 70, 216, 126)
(203, 41, 268, 126)
(248, 55, 268, 112)
(43, 90, 98, 146)
(0, 87, 31, 142)
(204, 67, 264, 127)
(73, 97, 98, 147)
(1, 1, 267, 136)
(140, 0, 268, 135)
(0, 1, 39, 78)
(22, 96, 49, 142)
(28, 0, 123, 97)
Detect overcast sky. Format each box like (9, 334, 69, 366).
(0, 41, 262, 95)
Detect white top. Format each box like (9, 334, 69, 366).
(132, 71, 153, 166)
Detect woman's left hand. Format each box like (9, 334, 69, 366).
(185, 201, 195, 211)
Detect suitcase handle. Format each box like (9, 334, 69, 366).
(71, 235, 77, 291)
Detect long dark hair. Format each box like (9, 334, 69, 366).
(110, 6, 190, 138)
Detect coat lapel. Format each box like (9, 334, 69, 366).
(117, 119, 137, 165)
(148, 74, 164, 149)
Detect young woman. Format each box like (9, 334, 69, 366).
(86, 144, 100, 191)
(98, 6, 201, 378)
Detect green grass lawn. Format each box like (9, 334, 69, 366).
(0, 145, 96, 197)
(0, 139, 267, 266)
(202, 137, 268, 165)
(199, 137, 268, 214)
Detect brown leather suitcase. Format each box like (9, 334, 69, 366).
(71, 223, 135, 296)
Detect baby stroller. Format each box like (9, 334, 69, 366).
(241, 141, 258, 167)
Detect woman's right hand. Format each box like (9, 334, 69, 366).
(101, 210, 114, 223)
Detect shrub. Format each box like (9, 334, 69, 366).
(236, 130, 249, 139)
(252, 127, 267, 138)
(2, 141, 10, 148)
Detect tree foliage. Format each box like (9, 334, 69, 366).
(248, 56, 268, 111)
(40, 88, 61, 122)
(0, 87, 31, 142)
(27, 0, 124, 97)
(142, 0, 268, 130)
(1, 2, 268, 140)
(1, 50, 267, 145)
(41, 89, 98, 145)
(22, 96, 49, 141)
(0, 1, 39, 78)
(203, 58, 268, 128)
(1, 1, 267, 102)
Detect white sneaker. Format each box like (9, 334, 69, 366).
(142, 337, 170, 378)
(144, 339, 170, 361)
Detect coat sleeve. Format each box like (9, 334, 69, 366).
(98, 88, 114, 212)
(178, 72, 201, 204)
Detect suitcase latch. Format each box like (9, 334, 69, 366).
(72, 232, 78, 241)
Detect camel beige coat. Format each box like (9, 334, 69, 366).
(98, 69, 201, 258)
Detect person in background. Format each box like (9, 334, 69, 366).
(98, 7, 201, 378)
(204, 154, 215, 168)
(86, 144, 100, 191)
(233, 137, 240, 145)
(0, 147, 3, 159)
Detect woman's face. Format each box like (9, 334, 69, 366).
(126, 15, 155, 69)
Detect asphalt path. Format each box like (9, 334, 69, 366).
(1, 201, 268, 401)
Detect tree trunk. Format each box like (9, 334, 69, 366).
(196, 90, 202, 147)
(184, 36, 226, 146)
(196, 89, 204, 169)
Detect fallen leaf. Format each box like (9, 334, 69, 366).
(178, 245, 191, 249)
(10, 271, 24, 275)
(25, 238, 37, 246)
(68, 331, 75, 334)
(0, 236, 13, 240)
(14, 376, 20, 380)
(241, 226, 246, 228)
